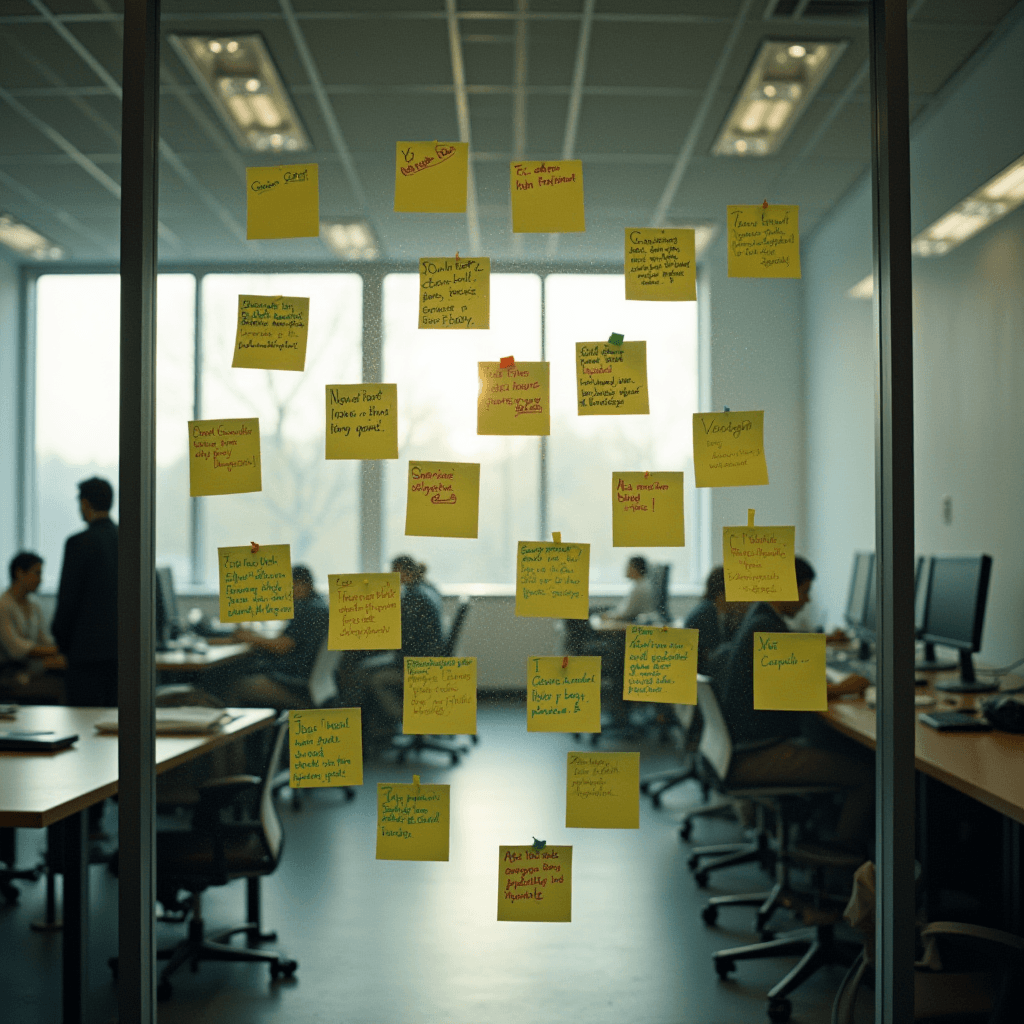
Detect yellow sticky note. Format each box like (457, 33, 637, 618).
(233, 295, 309, 371)
(288, 708, 363, 788)
(726, 204, 801, 278)
(188, 418, 261, 496)
(403, 657, 477, 735)
(376, 781, 450, 861)
(478, 361, 550, 435)
(217, 544, 293, 623)
(527, 656, 601, 733)
(625, 228, 697, 301)
(565, 751, 639, 829)
(510, 160, 585, 233)
(325, 384, 398, 460)
(394, 141, 468, 213)
(498, 845, 572, 921)
(246, 164, 318, 240)
(624, 625, 698, 704)
(723, 525, 798, 602)
(754, 632, 827, 711)
(612, 471, 684, 548)
(516, 541, 589, 619)
(327, 573, 401, 651)
(576, 341, 649, 415)
(405, 461, 480, 538)
(692, 411, 769, 488)
(419, 257, 490, 329)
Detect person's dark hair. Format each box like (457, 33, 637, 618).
(292, 564, 314, 588)
(9, 551, 43, 584)
(703, 565, 726, 602)
(628, 555, 648, 577)
(391, 554, 422, 579)
(78, 476, 113, 512)
(794, 557, 816, 587)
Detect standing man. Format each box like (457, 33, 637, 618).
(52, 477, 118, 706)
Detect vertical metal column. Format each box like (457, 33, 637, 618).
(190, 273, 204, 586)
(61, 811, 89, 1024)
(360, 269, 384, 573)
(118, 0, 160, 1021)
(538, 275, 548, 541)
(869, 2, 917, 1021)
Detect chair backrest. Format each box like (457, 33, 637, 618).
(696, 678, 733, 783)
(307, 639, 342, 707)
(440, 599, 471, 658)
(259, 719, 289, 863)
(653, 563, 670, 621)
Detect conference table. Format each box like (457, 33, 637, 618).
(155, 640, 250, 673)
(0, 704, 275, 1023)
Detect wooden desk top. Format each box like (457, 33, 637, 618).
(0, 705, 275, 829)
(821, 675, 1024, 825)
(155, 642, 249, 672)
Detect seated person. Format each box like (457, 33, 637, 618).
(684, 565, 743, 677)
(222, 565, 329, 710)
(394, 555, 444, 659)
(601, 555, 658, 623)
(717, 557, 873, 854)
(0, 551, 66, 703)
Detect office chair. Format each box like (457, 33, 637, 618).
(0, 828, 40, 905)
(110, 718, 297, 1002)
(640, 702, 705, 808)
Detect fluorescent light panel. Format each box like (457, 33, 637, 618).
(0, 213, 63, 259)
(847, 274, 873, 299)
(664, 223, 717, 259)
(321, 219, 380, 260)
(713, 40, 846, 157)
(169, 34, 309, 154)
(912, 154, 1024, 257)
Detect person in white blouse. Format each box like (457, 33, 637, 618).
(0, 552, 66, 702)
(604, 555, 658, 622)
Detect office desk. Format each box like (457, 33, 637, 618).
(155, 642, 249, 673)
(0, 705, 275, 1023)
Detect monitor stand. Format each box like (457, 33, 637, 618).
(933, 650, 998, 694)
(915, 641, 957, 673)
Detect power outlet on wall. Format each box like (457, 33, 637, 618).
(941, 495, 953, 525)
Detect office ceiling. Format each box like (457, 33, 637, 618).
(0, 0, 1020, 266)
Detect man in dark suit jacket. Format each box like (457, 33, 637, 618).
(52, 477, 118, 706)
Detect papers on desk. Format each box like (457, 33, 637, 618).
(94, 707, 233, 734)
(862, 686, 936, 708)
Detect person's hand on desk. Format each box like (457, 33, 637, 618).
(41, 652, 66, 671)
(827, 672, 871, 698)
(826, 628, 850, 646)
(219, 627, 295, 657)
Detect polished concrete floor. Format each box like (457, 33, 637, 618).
(0, 702, 861, 1023)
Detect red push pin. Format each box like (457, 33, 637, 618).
(250, 541, 259, 553)
(644, 470, 650, 479)
(762, 198, 769, 211)
(500, 355, 515, 369)
(562, 656, 569, 669)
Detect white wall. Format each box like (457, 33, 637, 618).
(0, 252, 20, 561)
(803, 10, 1024, 662)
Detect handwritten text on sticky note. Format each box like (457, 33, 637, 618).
(498, 845, 572, 922)
(405, 461, 480, 539)
(419, 257, 489, 329)
(723, 526, 797, 602)
(754, 632, 826, 711)
(527, 656, 601, 733)
(188, 418, 261, 497)
(325, 384, 398, 460)
(510, 160, 585, 233)
(246, 164, 319, 240)
(218, 544, 293, 623)
(612, 471, 685, 547)
(394, 141, 468, 213)
(376, 782, 450, 861)
(727, 204, 801, 278)
(233, 295, 309, 371)
(289, 708, 363, 788)
(565, 751, 639, 829)
(403, 657, 477, 735)
(516, 541, 589, 619)
(478, 361, 550, 435)
(327, 573, 401, 650)
(625, 228, 696, 301)
(624, 625, 698, 704)
(576, 341, 649, 415)
(692, 411, 769, 488)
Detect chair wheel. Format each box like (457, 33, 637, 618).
(271, 958, 298, 980)
(701, 905, 718, 927)
(686, 854, 700, 871)
(694, 870, 709, 889)
(714, 957, 735, 980)
(758, 929, 775, 942)
(0, 882, 20, 905)
(767, 997, 792, 1023)
(651, 792, 662, 809)
(156, 979, 173, 1002)
(640, 781, 652, 795)
(680, 820, 693, 841)
(449, 753, 460, 766)
(344, 787, 356, 803)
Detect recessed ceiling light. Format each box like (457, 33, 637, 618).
(321, 219, 380, 261)
(713, 39, 846, 158)
(169, 34, 309, 154)
(847, 274, 873, 299)
(912, 154, 1024, 257)
(0, 213, 64, 260)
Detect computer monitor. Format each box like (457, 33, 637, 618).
(154, 566, 180, 651)
(844, 552, 874, 629)
(922, 554, 994, 692)
(914, 556, 930, 635)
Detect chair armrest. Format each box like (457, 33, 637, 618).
(195, 774, 261, 815)
(921, 922, 1024, 952)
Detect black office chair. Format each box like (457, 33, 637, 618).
(110, 718, 297, 1001)
(0, 828, 40, 905)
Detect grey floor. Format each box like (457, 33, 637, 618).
(0, 702, 860, 1024)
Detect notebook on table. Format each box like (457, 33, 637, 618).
(0, 731, 78, 752)
(94, 707, 232, 735)
(919, 710, 992, 732)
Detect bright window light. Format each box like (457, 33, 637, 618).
(847, 274, 873, 299)
(713, 39, 846, 157)
(0, 213, 63, 259)
(321, 219, 381, 260)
